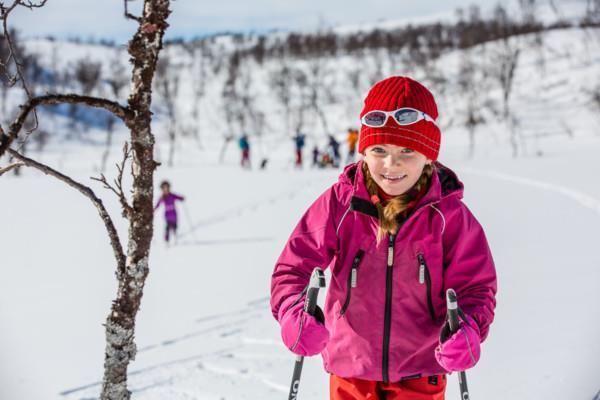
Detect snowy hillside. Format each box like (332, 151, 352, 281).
(1, 18, 600, 400)
(14, 24, 600, 169)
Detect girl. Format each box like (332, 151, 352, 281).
(154, 180, 185, 244)
(270, 76, 497, 399)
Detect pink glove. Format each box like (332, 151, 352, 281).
(278, 295, 329, 356)
(434, 313, 481, 372)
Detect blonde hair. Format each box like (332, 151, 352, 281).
(362, 162, 434, 242)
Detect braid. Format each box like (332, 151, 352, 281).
(363, 162, 434, 242)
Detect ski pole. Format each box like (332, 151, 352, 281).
(288, 267, 326, 400)
(182, 202, 199, 242)
(446, 288, 470, 400)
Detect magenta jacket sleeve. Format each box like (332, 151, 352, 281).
(154, 196, 163, 211)
(442, 201, 497, 341)
(270, 185, 341, 321)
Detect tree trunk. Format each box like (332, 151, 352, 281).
(100, 1, 170, 399)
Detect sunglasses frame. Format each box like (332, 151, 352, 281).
(361, 107, 437, 128)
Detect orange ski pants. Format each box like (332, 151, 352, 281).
(330, 374, 446, 400)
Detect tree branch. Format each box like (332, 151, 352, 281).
(0, 161, 23, 176)
(91, 142, 134, 219)
(0, 93, 133, 157)
(0, 0, 49, 150)
(123, 0, 142, 22)
(7, 148, 126, 277)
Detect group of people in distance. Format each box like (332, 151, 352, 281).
(237, 128, 361, 170)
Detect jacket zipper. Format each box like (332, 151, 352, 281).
(382, 233, 395, 383)
(417, 254, 436, 322)
(340, 250, 365, 316)
(359, 201, 439, 382)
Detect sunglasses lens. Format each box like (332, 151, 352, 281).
(363, 111, 387, 127)
(394, 109, 419, 124)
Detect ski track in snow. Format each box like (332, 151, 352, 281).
(458, 167, 600, 217)
(60, 347, 241, 397)
(177, 176, 328, 239)
(139, 297, 270, 352)
(137, 315, 259, 352)
(61, 297, 288, 398)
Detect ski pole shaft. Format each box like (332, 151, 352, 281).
(182, 202, 198, 241)
(446, 288, 470, 400)
(288, 268, 326, 400)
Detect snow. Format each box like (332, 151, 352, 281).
(2, 133, 600, 399)
(1, 23, 600, 400)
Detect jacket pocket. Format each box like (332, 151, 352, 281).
(417, 253, 436, 322)
(339, 249, 365, 316)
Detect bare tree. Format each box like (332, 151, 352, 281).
(0, 2, 171, 399)
(584, 0, 600, 26)
(306, 56, 333, 136)
(100, 51, 129, 173)
(182, 41, 208, 148)
(75, 58, 102, 95)
(269, 60, 293, 137)
(457, 48, 493, 158)
(154, 54, 180, 166)
(488, 5, 522, 157)
(237, 60, 266, 148)
(73, 58, 102, 133)
(220, 50, 243, 163)
(290, 67, 311, 136)
(0, 27, 28, 118)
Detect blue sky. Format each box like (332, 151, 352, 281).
(9, 0, 505, 43)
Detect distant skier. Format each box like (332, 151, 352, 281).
(270, 76, 497, 399)
(346, 127, 359, 164)
(293, 132, 306, 168)
(239, 134, 251, 169)
(260, 157, 269, 170)
(327, 134, 341, 167)
(312, 145, 320, 168)
(154, 180, 185, 244)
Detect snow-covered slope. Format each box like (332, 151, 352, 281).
(2, 135, 600, 399)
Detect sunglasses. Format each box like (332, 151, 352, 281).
(361, 108, 437, 128)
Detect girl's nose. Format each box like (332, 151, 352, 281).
(386, 154, 402, 167)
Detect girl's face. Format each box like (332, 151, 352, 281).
(161, 184, 170, 194)
(363, 144, 431, 196)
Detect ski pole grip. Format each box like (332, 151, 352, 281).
(446, 288, 460, 333)
(304, 268, 326, 316)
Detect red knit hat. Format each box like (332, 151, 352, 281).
(359, 76, 441, 160)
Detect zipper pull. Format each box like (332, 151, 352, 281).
(350, 250, 364, 288)
(387, 235, 395, 267)
(418, 254, 425, 284)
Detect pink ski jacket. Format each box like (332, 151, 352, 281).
(271, 161, 497, 382)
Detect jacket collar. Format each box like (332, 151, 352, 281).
(340, 160, 464, 218)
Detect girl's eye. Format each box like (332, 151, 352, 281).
(401, 148, 414, 154)
(371, 147, 386, 154)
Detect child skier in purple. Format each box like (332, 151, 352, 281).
(154, 180, 185, 244)
(271, 76, 497, 399)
